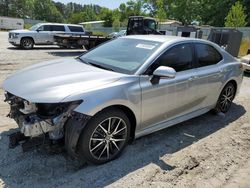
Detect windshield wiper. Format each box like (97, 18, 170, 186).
(88, 62, 114, 72)
(77, 57, 114, 72)
(76, 57, 89, 64)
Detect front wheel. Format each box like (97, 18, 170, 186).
(214, 82, 236, 113)
(21, 38, 34, 49)
(78, 108, 131, 164)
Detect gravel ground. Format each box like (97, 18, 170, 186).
(0, 31, 250, 188)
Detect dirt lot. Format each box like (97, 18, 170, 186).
(1, 31, 250, 188)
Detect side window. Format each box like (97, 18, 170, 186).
(147, 43, 193, 74)
(68, 26, 84, 32)
(52, 25, 65, 32)
(37, 25, 51, 31)
(195, 43, 222, 67)
(144, 20, 156, 30)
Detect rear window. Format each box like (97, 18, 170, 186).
(68, 26, 84, 32)
(195, 43, 223, 67)
(52, 25, 65, 32)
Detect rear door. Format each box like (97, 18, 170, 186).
(193, 43, 224, 109)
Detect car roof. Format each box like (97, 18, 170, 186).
(39, 23, 83, 27)
(123, 35, 207, 44)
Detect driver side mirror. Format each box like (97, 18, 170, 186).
(151, 66, 176, 85)
(36, 28, 43, 32)
(153, 66, 176, 78)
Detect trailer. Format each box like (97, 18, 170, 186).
(54, 34, 111, 49)
(0, 16, 24, 30)
(53, 16, 160, 49)
(54, 17, 243, 57)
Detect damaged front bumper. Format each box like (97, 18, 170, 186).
(4, 92, 84, 151)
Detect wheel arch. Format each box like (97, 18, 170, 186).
(21, 36, 35, 44)
(227, 80, 237, 93)
(222, 79, 238, 99)
(94, 105, 137, 141)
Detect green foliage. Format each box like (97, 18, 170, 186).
(24, 23, 32, 29)
(1, 0, 250, 27)
(100, 8, 113, 27)
(225, 1, 247, 28)
(33, 0, 64, 22)
(112, 18, 120, 32)
(156, 0, 167, 29)
(92, 31, 108, 36)
(85, 24, 92, 31)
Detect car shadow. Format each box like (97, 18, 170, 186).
(244, 72, 250, 77)
(7, 46, 61, 50)
(0, 103, 246, 187)
(7, 46, 84, 51)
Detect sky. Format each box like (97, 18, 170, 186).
(53, 0, 129, 9)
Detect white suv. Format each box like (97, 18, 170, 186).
(8, 23, 85, 49)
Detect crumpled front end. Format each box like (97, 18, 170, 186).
(4, 92, 82, 151)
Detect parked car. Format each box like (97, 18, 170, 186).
(240, 54, 250, 72)
(108, 32, 118, 38)
(8, 23, 85, 49)
(3, 35, 243, 164)
(116, 29, 127, 37)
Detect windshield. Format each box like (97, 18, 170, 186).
(29, 23, 42, 31)
(80, 38, 162, 74)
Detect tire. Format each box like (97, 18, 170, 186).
(78, 108, 131, 164)
(214, 82, 236, 113)
(21, 37, 34, 49)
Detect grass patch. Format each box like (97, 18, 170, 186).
(92, 31, 108, 37)
(239, 37, 250, 57)
(24, 23, 33, 29)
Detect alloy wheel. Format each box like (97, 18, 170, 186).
(89, 117, 127, 160)
(218, 84, 235, 112)
(22, 38, 33, 49)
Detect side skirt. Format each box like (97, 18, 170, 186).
(135, 106, 212, 139)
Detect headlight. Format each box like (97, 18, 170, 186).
(35, 100, 82, 118)
(12, 33, 19, 38)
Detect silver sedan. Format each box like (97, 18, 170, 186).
(3, 35, 243, 164)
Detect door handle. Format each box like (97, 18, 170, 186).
(220, 69, 228, 73)
(188, 75, 199, 81)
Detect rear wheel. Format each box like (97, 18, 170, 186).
(21, 38, 34, 49)
(214, 82, 236, 113)
(78, 108, 131, 164)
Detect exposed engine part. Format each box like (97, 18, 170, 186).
(8, 130, 64, 153)
(9, 131, 29, 148)
(19, 101, 37, 114)
(21, 116, 54, 137)
(4, 92, 82, 139)
(49, 129, 64, 140)
(21, 136, 48, 152)
(20, 109, 72, 137)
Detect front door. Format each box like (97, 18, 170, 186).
(140, 43, 201, 130)
(35, 25, 53, 44)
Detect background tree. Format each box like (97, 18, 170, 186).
(33, 0, 63, 22)
(1, 0, 250, 27)
(156, 0, 167, 29)
(112, 18, 120, 31)
(225, 1, 247, 28)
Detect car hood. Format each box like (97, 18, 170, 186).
(9, 29, 36, 34)
(2, 58, 123, 103)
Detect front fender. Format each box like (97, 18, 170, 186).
(63, 77, 141, 126)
